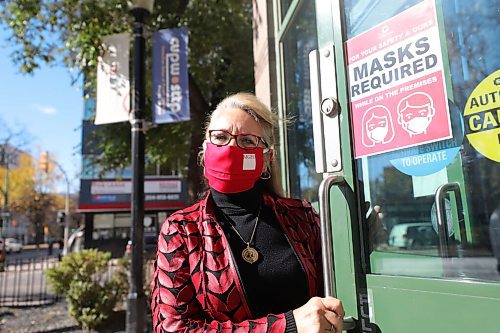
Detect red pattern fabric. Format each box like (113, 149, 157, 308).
(151, 192, 322, 333)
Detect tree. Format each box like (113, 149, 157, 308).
(0, 119, 32, 205)
(1, 119, 70, 243)
(1, 152, 67, 244)
(0, 0, 255, 202)
(0, 153, 36, 208)
(0, 120, 33, 243)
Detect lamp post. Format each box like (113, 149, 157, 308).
(128, 1, 154, 332)
(38, 152, 71, 255)
(53, 162, 70, 255)
(1, 154, 9, 263)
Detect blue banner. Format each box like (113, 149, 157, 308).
(152, 28, 190, 124)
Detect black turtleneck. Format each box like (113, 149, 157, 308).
(211, 183, 308, 331)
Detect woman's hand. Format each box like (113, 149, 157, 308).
(293, 296, 344, 333)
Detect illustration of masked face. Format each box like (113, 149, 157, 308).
(366, 115, 389, 143)
(400, 105, 433, 135)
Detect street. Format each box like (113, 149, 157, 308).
(3, 244, 62, 263)
(0, 248, 60, 307)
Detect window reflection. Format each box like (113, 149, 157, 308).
(282, 0, 322, 202)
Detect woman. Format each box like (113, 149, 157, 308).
(151, 92, 344, 333)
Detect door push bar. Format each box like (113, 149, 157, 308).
(434, 182, 467, 258)
(309, 46, 343, 174)
(319, 175, 356, 331)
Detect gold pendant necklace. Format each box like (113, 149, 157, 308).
(221, 206, 261, 264)
(242, 245, 259, 264)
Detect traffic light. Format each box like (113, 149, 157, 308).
(39, 151, 49, 173)
(57, 211, 66, 224)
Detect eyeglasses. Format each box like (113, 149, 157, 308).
(208, 130, 267, 150)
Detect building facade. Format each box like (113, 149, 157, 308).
(78, 94, 187, 257)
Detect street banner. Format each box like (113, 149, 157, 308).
(345, 0, 452, 158)
(152, 28, 190, 124)
(95, 33, 130, 125)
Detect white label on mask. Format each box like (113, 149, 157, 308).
(243, 154, 256, 170)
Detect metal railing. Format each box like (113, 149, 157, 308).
(0, 255, 61, 307)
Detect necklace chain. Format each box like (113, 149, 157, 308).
(219, 205, 261, 264)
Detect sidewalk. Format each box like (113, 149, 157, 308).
(0, 299, 127, 333)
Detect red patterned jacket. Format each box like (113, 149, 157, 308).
(151, 191, 322, 333)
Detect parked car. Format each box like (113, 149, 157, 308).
(388, 222, 438, 249)
(3, 238, 23, 253)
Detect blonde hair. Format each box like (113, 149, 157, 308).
(200, 92, 284, 196)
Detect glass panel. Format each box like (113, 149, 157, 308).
(93, 213, 113, 240)
(144, 215, 157, 234)
(83, 96, 95, 121)
(114, 227, 130, 239)
(92, 229, 112, 240)
(344, 0, 421, 38)
(81, 155, 95, 179)
(114, 214, 130, 239)
(343, 0, 500, 281)
(114, 214, 130, 227)
(94, 214, 113, 229)
(280, 0, 293, 21)
(281, 0, 321, 202)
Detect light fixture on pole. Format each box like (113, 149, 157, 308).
(127, 0, 154, 332)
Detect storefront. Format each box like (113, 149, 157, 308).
(254, 0, 499, 331)
(78, 177, 187, 257)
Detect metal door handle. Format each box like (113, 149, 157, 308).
(434, 182, 466, 257)
(319, 175, 355, 331)
(342, 317, 356, 331)
(319, 175, 343, 297)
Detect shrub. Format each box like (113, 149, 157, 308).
(45, 249, 128, 330)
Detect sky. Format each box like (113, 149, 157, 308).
(0, 28, 83, 194)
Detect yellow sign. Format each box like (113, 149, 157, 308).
(464, 70, 500, 162)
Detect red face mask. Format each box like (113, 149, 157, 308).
(204, 142, 264, 193)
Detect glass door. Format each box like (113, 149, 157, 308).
(310, 0, 500, 331)
(342, 0, 500, 280)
